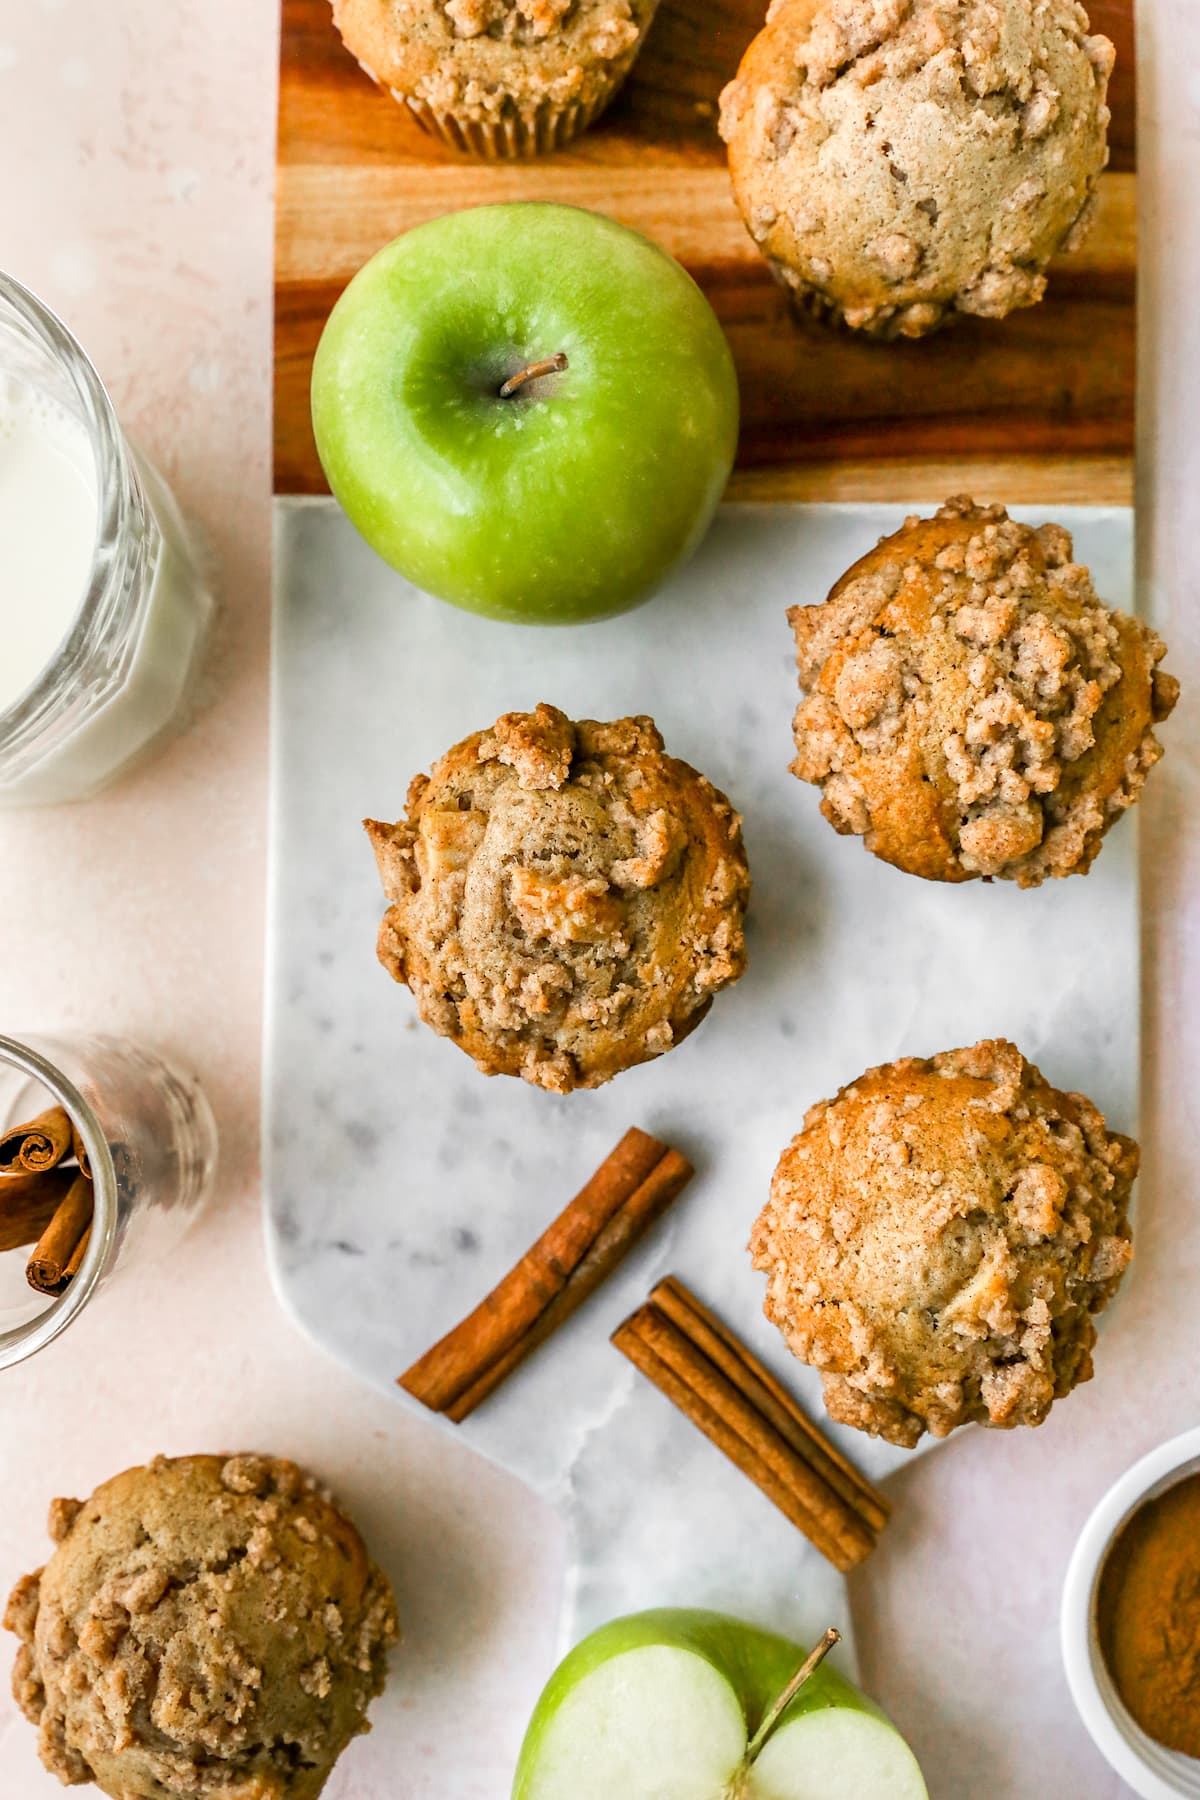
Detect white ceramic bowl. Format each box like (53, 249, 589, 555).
(1062, 1427, 1200, 1798)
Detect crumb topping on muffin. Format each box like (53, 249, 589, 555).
(365, 704, 750, 1093)
(751, 1039, 1138, 1447)
(332, 0, 652, 120)
(720, 0, 1115, 337)
(443, 0, 573, 41)
(4, 1454, 398, 1799)
(788, 498, 1177, 885)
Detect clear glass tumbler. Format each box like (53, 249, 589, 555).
(0, 273, 214, 806)
(0, 1034, 218, 1369)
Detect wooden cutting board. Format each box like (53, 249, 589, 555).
(275, 0, 1136, 505)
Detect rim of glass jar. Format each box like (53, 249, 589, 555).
(0, 272, 146, 756)
(0, 1034, 116, 1371)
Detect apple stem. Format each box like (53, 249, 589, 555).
(498, 353, 569, 398)
(744, 1627, 841, 1765)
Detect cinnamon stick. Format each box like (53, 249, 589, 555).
(0, 1169, 76, 1254)
(26, 1174, 94, 1296)
(70, 1124, 91, 1179)
(62, 1227, 91, 1283)
(612, 1278, 888, 1573)
(445, 1149, 693, 1423)
(401, 1129, 694, 1420)
(0, 1106, 74, 1175)
(651, 1277, 890, 1536)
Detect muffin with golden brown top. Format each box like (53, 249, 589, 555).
(4, 1453, 398, 1799)
(365, 703, 750, 1093)
(788, 497, 1178, 886)
(331, 0, 660, 156)
(719, 0, 1114, 338)
(751, 1039, 1137, 1448)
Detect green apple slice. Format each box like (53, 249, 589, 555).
(516, 1644, 747, 1799)
(751, 1709, 928, 1799)
(513, 1610, 927, 1800)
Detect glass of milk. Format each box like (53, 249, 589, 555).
(0, 1032, 217, 1370)
(0, 274, 214, 805)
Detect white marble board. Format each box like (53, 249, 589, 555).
(265, 500, 1138, 1670)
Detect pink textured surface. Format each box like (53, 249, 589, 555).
(0, 3, 1196, 1795)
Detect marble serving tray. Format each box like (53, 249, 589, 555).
(265, 500, 1138, 1668)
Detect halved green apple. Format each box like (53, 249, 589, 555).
(513, 1610, 927, 1800)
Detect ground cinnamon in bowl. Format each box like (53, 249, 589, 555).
(1097, 1471, 1200, 1759)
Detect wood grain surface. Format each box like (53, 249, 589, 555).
(275, 0, 1136, 504)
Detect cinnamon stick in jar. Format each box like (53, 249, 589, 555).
(0, 1169, 76, 1254)
(26, 1174, 94, 1296)
(62, 1227, 91, 1285)
(70, 1123, 91, 1180)
(0, 1106, 74, 1176)
(401, 1129, 694, 1421)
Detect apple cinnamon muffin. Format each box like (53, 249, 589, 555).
(365, 704, 750, 1092)
(788, 498, 1178, 885)
(751, 1040, 1137, 1448)
(5, 1453, 398, 1799)
(719, 0, 1115, 338)
(331, 0, 661, 156)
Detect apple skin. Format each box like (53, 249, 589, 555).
(310, 204, 740, 625)
(512, 1608, 923, 1799)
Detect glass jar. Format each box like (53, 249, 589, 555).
(0, 273, 214, 806)
(0, 1033, 218, 1369)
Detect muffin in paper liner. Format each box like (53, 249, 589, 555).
(719, 0, 1115, 338)
(785, 497, 1178, 887)
(751, 1039, 1139, 1448)
(364, 704, 751, 1093)
(400, 86, 611, 157)
(334, 0, 661, 160)
(4, 1453, 398, 1798)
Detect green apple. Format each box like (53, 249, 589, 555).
(513, 1611, 927, 1800)
(310, 203, 739, 625)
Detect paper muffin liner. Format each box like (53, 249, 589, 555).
(386, 0, 662, 161)
(770, 259, 956, 342)
(337, 0, 661, 158)
(397, 87, 612, 159)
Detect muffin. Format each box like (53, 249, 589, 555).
(331, 0, 661, 156)
(751, 1039, 1137, 1447)
(719, 0, 1115, 338)
(365, 703, 750, 1092)
(5, 1453, 398, 1798)
(788, 498, 1178, 886)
